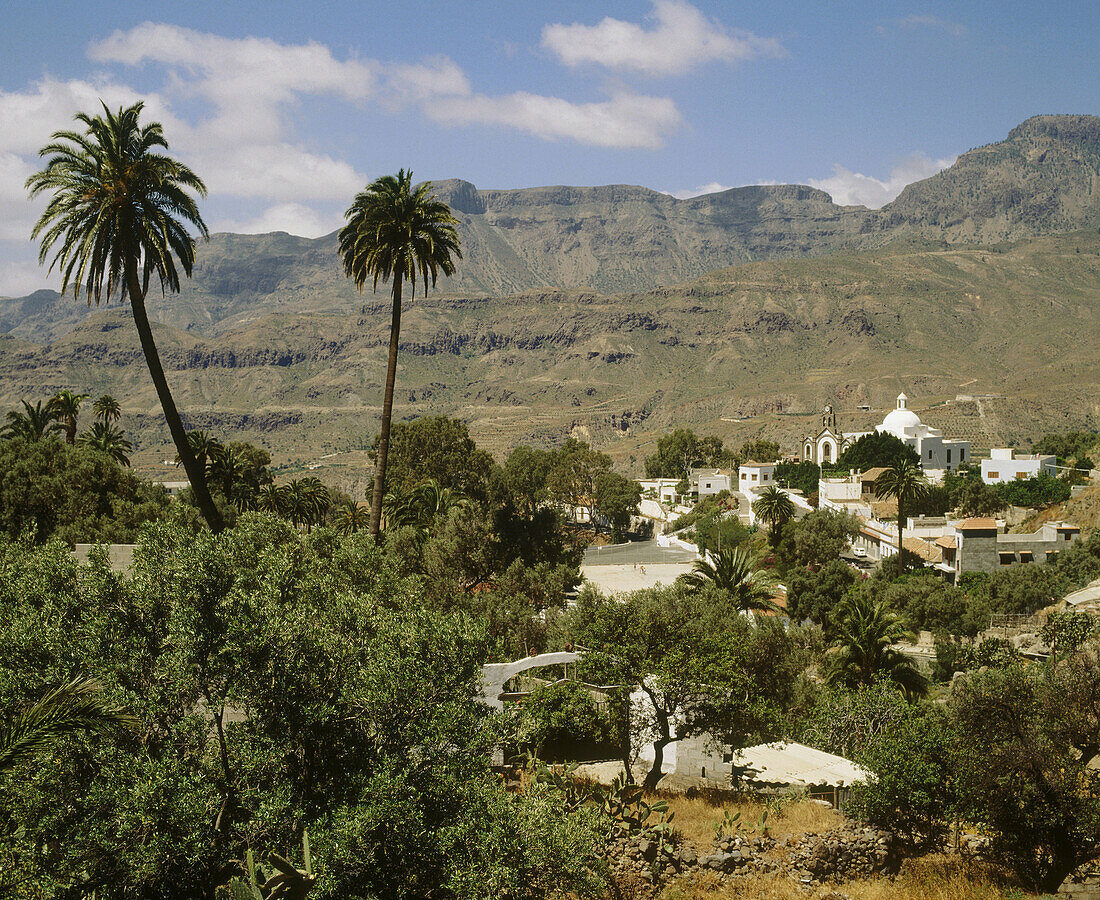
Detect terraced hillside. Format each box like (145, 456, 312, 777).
(0, 231, 1096, 491)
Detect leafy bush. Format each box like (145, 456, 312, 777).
(514, 682, 618, 762)
(848, 705, 956, 850)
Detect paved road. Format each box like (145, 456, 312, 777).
(582, 540, 698, 567)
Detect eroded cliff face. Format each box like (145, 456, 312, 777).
(7, 116, 1100, 346)
(2, 230, 1098, 474)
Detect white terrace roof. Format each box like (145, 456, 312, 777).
(732, 741, 870, 788)
(1065, 578, 1100, 608)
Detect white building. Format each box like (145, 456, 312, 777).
(981, 448, 1057, 484)
(638, 478, 680, 504)
(875, 394, 970, 481)
(738, 461, 776, 491)
(691, 468, 731, 497)
(801, 405, 863, 466)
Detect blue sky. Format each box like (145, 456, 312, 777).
(2, 0, 1097, 295)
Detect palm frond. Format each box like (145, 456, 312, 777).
(0, 678, 137, 774)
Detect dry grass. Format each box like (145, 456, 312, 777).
(656, 855, 1031, 900)
(658, 792, 843, 851)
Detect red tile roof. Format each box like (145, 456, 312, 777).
(957, 517, 998, 530)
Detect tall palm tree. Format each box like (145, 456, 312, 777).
(752, 485, 796, 546)
(680, 547, 780, 614)
(825, 592, 927, 697)
(175, 430, 225, 474)
(93, 394, 122, 425)
(1, 399, 58, 441)
(50, 389, 88, 444)
(874, 461, 930, 576)
(334, 501, 370, 536)
(78, 421, 133, 466)
(339, 169, 461, 537)
(27, 101, 224, 533)
(257, 484, 288, 517)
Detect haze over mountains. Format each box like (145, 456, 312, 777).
(1, 115, 1098, 479)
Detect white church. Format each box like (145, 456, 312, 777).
(803, 394, 970, 481)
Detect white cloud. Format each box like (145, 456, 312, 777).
(898, 14, 966, 37)
(217, 203, 343, 238)
(666, 181, 735, 199)
(424, 91, 681, 149)
(89, 23, 376, 144)
(808, 153, 956, 208)
(542, 0, 785, 76)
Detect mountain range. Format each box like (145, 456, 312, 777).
(0, 115, 1098, 485)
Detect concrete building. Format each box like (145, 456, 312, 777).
(981, 448, 1057, 484)
(937, 518, 1080, 578)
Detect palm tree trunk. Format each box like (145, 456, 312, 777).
(897, 499, 905, 577)
(369, 276, 403, 537)
(126, 269, 224, 534)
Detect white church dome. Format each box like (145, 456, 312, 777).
(878, 393, 922, 436)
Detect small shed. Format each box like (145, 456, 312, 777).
(731, 741, 869, 806)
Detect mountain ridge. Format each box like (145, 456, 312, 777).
(4, 114, 1099, 345)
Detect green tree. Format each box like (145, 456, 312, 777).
(781, 508, 862, 570)
(847, 704, 956, 851)
(563, 585, 802, 790)
(738, 439, 780, 463)
(680, 547, 779, 614)
(825, 591, 927, 697)
(951, 659, 1100, 892)
(774, 460, 820, 496)
(0, 438, 169, 543)
(593, 471, 641, 541)
(77, 421, 133, 466)
(0, 678, 134, 775)
(837, 432, 920, 472)
(48, 389, 88, 445)
(340, 170, 462, 537)
(371, 416, 493, 502)
(333, 501, 370, 536)
(643, 429, 730, 479)
(1, 399, 58, 442)
(513, 682, 616, 763)
(952, 478, 1007, 517)
(0, 519, 603, 899)
(752, 485, 796, 547)
(874, 461, 930, 576)
(787, 558, 856, 625)
(496, 446, 554, 516)
(546, 439, 612, 523)
(92, 393, 121, 426)
(27, 101, 224, 533)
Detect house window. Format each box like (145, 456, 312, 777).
(988, 471, 999, 479)
(928, 449, 933, 458)
(763, 473, 769, 481)
(1016, 472, 1027, 480)
(1018, 551, 1033, 563)
(741, 471, 747, 480)
(999, 552, 1015, 565)
(947, 449, 952, 463)
(1047, 550, 1060, 560)
(751, 474, 758, 482)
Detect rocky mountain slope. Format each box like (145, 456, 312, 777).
(4, 115, 1099, 345)
(1, 231, 1096, 485)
